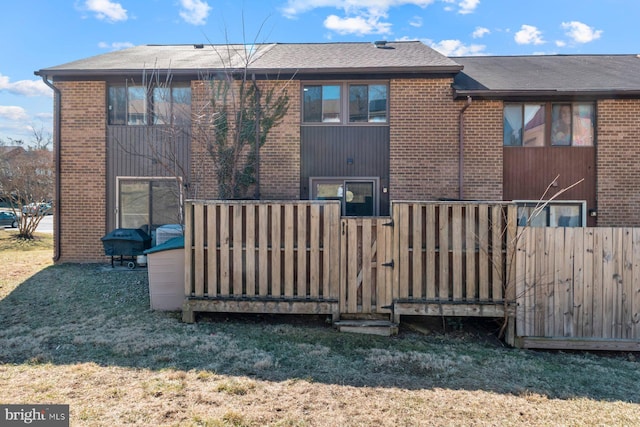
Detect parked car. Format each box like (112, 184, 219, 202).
(0, 211, 18, 228)
(22, 203, 52, 216)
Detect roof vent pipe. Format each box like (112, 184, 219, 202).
(374, 40, 387, 48)
(194, 44, 204, 49)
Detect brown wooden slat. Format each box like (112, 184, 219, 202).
(602, 229, 614, 338)
(233, 205, 243, 296)
(245, 205, 256, 297)
(184, 202, 193, 297)
(592, 229, 604, 337)
(310, 204, 320, 299)
(544, 227, 556, 338)
(412, 204, 423, 299)
(633, 229, 640, 339)
(362, 218, 372, 312)
(622, 229, 633, 339)
(465, 204, 476, 300)
(515, 226, 528, 337)
(297, 205, 308, 298)
(219, 204, 230, 296)
(284, 204, 295, 298)
(491, 206, 503, 301)
(271, 205, 282, 298)
(452, 205, 463, 301)
(348, 219, 358, 313)
(194, 203, 205, 297)
(438, 205, 450, 300)
(398, 204, 410, 299)
(582, 229, 594, 337)
(425, 204, 436, 299)
(258, 204, 269, 297)
(206, 204, 218, 297)
(478, 206, 489, 301)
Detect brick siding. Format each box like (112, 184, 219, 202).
(389, 78, 502, 201)
(56, 81, 107, 262)
(596, 99, 640, 226)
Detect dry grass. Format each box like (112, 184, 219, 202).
(0, 230, 639, 426)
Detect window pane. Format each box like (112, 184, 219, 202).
(127, 86, 147, 125)
(315, 183, 343, 200)
(503, 105, 522, 146)
(322, 85, 341, 122)
(172, 86, 191, 126)
(368, 84, 387, 122)
(572, 104, 594, 146)
(151, 180, 181, 227)
(303, 86, 322, 122)
(119, 182, 149, 229)
(523, 104, 545, 147)
(152, 87, 171, 125)
(551, 104, 572, 146)
(549, 204, 582, 227)
(344, 182, 374, 216)
(349, 85, 368, 122)
(108, 86, 126, 125)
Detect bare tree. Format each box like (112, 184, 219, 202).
(0, 144, 53, 239)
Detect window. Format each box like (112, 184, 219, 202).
(349, 84, 388, 122)
(302, 82, 388, 124)
(504, 103, 594, 147)
(516, 201, 586, 227)
(310, 177, 378, 216)
(108, 84, 191, 126)
(117, 178, 182, 232)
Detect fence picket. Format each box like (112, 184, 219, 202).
(284, 204, 294, 297)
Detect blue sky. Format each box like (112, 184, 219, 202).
(1, 0, 638, 144)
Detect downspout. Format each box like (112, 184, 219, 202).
(458, 96, 472, 200)
(39, 74, 61, 262)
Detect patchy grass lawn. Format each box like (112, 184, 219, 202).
(0, 231, 639, 426)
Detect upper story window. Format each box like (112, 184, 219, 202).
(302, 82, 388, 124)
(108, 84, 191, 126)
(504, 102, 594, 147)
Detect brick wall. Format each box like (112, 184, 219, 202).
(389, 78, 502, 201)
(596, 99, 640, 226)
(190, 79, 300, 200)
(56, 81, 107, 262)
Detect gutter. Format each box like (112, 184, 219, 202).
(37, 73, 61, 262)
(458, 96, 472, 200)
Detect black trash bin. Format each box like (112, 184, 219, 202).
(101, 228, 152, 268)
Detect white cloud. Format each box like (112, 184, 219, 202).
(0, 106, 29, 121)
(282, 1, 435, 35)
(409, 16, 423, 27)
(458, 0, 479, 14)
(562, 21, 602, 44)
(98, 41, 135, 50)
(84, 0, 127, 22)
(555, 40, 566, 48)
(179, 0, 211, 26)
(0, 74, 52, 98)
(472, 26, 489, 38)
(429, 39, 486, 56)
(514, 25, 545, 45)
(324, 14, 392, 35)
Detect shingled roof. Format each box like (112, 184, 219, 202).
(452, 54, 640, 98)
(36, 41, 462, 78)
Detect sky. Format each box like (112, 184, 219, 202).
(1, 0, 638, 144)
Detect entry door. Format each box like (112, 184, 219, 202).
(310, 178, 378, 216)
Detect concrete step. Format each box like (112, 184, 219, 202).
(334, 320, 399, 336)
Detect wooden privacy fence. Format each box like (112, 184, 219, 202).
(515, 227, 640, 350)
(183, 200, 518, 325)
(183, 200, 342, 322)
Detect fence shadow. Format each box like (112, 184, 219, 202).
(0, 263, 638, 403)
